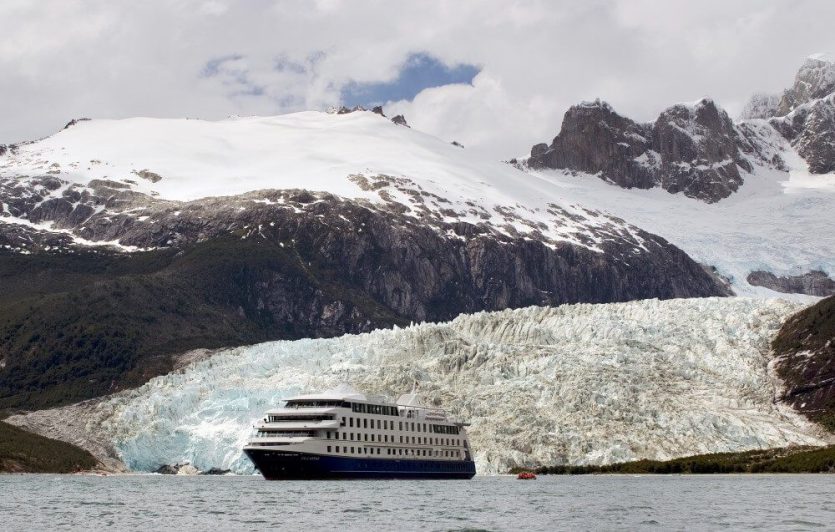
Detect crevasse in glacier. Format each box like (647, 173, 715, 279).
(38, 297, 828, 474)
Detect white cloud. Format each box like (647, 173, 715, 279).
(0, 0, 833, 159)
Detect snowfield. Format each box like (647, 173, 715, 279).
(9, 297, 828, 474)
(0, 111, 660, 253)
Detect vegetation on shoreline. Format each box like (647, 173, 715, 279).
(511, 445, 835, 475)
(0, 421, 98, 473)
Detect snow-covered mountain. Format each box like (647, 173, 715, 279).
(0, 108, 728, 410)
(8, 297, 829, 474)
(0, 110, 687, 248)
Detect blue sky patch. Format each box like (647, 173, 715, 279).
(341, 52, 480, 107)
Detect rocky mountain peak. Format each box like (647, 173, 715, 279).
(527, 99, 655, 188)
(741, 55, 835, 120)
(653, 98, 750, 200)
(778, 55, 835, 115)
(527, 97, 753, 202)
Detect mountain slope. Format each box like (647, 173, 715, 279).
(772, 295, 835, 431)
(0, 420, 98, 473)
(8, 298, 828, 474)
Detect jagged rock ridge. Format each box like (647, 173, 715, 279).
(747, 270, 835, 297)
(527, 98, 763, 203)
(528, 57, 835, 202)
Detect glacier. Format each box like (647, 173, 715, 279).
(8, 297, 829, 474)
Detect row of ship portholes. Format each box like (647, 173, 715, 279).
(326, 431, 461, 447)
(326, 445, 462, 459)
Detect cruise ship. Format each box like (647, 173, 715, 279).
(243, 386, 476, 479)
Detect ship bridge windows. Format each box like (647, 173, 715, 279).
(268, 414, 334, 422)
(350, 403, 399, 416)
(256, 430, 315, 438)
(285, 400, 345, 408)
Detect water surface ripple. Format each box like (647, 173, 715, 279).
(1, 474, 833, 531)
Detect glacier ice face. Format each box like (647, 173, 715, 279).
(11, 298, 828, 474)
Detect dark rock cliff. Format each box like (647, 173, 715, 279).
(772, 295, 835, 432)
(748, 270, 835, 297)
(769, 93, 835, 174)
(742, 57, 835, 175)
(527, 99, 754, 203)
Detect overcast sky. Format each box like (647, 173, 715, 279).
(2, 0, 834, 158)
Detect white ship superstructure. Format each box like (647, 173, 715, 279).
(243, 386, 475, 479)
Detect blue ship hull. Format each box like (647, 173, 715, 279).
(244, 448, 476, 480)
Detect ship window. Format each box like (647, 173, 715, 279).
(364, 434, 368, 441)
(326, 432, 330, 439)
(411, 422, 415, 431)
(349, 418, 354, 427)
(399, 422, 403, 431)
(350, 447, 355, 453)
(363, 419, 367, 429)
(335, 446, 339, 452)
(327, 446, 332, 452)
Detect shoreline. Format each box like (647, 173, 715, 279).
(511, 445, 835, 475)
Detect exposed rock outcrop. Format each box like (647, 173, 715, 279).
(769, 93, 835, 174)
(739, 56, 835, 175)
(391, 114, 409, 127)
(772, 295, 835, 432)
(527, 99, 754, 202)
(748, 270, 835, 297)
(776, 56, 835, 116)
(742, 56, 835, 120)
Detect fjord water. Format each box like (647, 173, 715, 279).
(1, 475, 833, 531)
